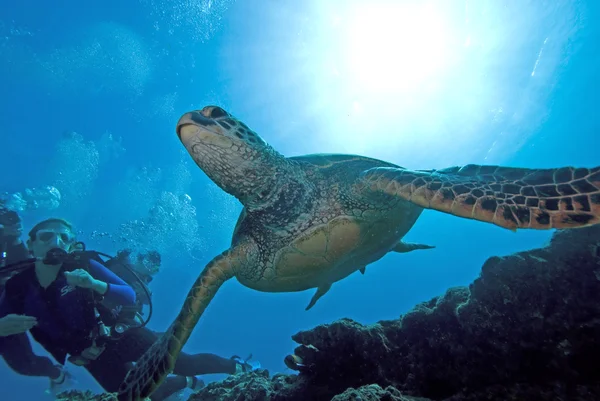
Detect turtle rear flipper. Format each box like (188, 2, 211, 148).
(392, 241, 435, 253)
(305, 283, 332, 310)
(117, 246, 248, 401)
(359, 164, 600, 231)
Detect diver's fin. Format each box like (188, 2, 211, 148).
(305, 283, 332, 310)
(392, 241, 435, 253)
(359, 266, 366, 274)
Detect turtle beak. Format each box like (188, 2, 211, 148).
(176, 111, 217, 142)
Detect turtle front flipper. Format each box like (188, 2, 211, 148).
(117, 243, 254, 401)
(359, 164, 600, 230)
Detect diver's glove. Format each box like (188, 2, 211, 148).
(186, 376, 205, 391)
(46, 364, 77, 396)
(231, 354, 261, 373)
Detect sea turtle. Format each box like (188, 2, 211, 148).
(118, 105, 600, 400)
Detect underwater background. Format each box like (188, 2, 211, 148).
(0, 0, 598, 400)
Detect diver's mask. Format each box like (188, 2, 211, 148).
(36, 229, 74, 246)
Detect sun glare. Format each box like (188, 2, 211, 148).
(340, 2, 454, 93)
(225, 0, 582, 166)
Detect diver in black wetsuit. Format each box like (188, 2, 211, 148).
(0, 217, 259, 400)
(0, 207, 72, 394)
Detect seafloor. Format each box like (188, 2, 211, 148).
(57, 224, 600, 401)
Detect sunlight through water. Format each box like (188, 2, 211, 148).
(220, 0, 587, 169)
(340, 2, 454, 94)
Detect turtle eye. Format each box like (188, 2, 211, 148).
(209, 107, 228, 119)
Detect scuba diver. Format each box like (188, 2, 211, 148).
(0, 207, 74, 394)
(104, 247, 260, 370)
(88, 246, 260, 375)
(0, 217, 259, 400)
(101, 248, 159, 318)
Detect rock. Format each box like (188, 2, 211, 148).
(331, 384, 431, 401)
(55, 390, 117, 401)
(288, 225, 600, 400)
(444, 382, 600, 401)
(187, 370, 278, 401)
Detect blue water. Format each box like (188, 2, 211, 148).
(0, 1, 599, 400)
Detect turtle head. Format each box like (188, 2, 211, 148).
(176, 106, 287, 208)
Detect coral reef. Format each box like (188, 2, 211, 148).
(61, 225, 600, 400)
(56, 390, 117, 401)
